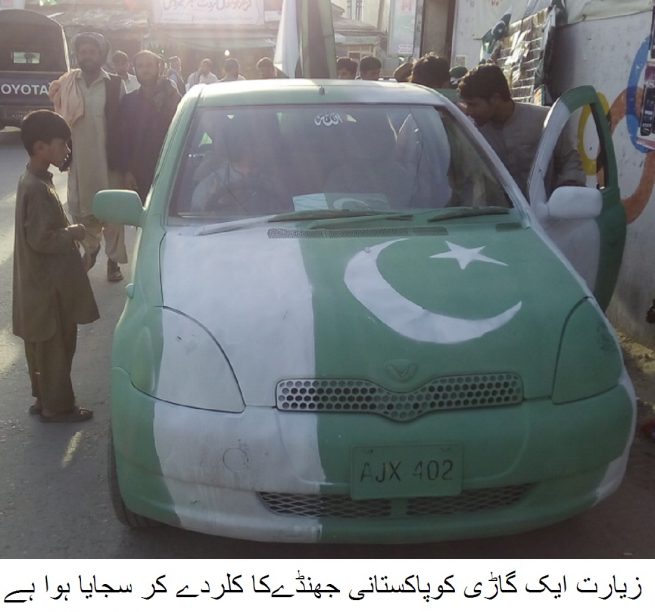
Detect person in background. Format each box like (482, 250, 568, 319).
(410, 54, 457, 102)
(49, 32, 127, 282)
(111, 50, 139, 94)
(120, 50, 181, 202)
(359, 55, 382, 80)
(449, 65, 468, 88)
(13, 110, 99, 423)
(256, 57, 278, 79)
(221, 58, 246, 82)
(336, 57, 358, 79)
(458, 63, 585, 196)
(186, 58, 219, 90)
(393, 61, 414, 83)
(166, 56, 186, 96)
(411, 54, 451, 88)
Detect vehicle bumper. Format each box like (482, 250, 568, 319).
(0, 104, 53, 128)
(110, 367, 635, 543)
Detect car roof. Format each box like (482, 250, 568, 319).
(192, 79, 451, 108)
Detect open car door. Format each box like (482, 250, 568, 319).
(527, 86, 625, 310)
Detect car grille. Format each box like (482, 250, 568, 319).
(276, 373, 523, 421)
(258, 485, 531, 519)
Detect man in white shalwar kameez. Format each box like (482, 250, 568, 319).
(64, 32, 127, 282)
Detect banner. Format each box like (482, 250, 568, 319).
(0, 558, 653, 609)
(151, 0, 265, 26)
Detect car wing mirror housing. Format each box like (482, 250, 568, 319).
(545, 186, 602, 220)
(93, 190, 144, 227)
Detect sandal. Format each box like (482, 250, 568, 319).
(28, 400, 42, 415)
(39, 407, 93, 423)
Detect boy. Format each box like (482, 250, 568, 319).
(13, 110, 99, 423)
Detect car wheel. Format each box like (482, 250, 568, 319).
(108, 429, 160, 528)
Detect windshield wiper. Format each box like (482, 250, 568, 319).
(196, 215, 276, 235)
(268, 209, 409, 223)
(195, 209, 415, 235)
(427, 207, 510, 222)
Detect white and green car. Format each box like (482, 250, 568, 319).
(94, 80, 635, 543)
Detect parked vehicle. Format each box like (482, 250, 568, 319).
(0, 9, 69, 130)
(94, 80, 635, 543)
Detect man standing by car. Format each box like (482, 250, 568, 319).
(458, 64, 585, 196)
(120, 51, 181, 202)
(50, 32, 128, 282)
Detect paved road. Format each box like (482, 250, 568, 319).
(1, 128, 654, 558)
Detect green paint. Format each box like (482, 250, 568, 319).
(552, 299, 623, 403)
(315, 387, 631, 543)
(295, 210, 631, 542)
(106, 96, 199, 525)
(304, 214, 582, 398)
(561, 86, 625, 309)
(111, 369, 178, 525)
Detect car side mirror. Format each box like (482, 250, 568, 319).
(545, 186, 602, 220)
(93, 190, 143, 227)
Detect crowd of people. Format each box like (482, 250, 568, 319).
(12, 31, 584, 423)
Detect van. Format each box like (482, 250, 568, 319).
(0, 9, 69, 130)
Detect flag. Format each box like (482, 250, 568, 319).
(274, 0, 336, 78)
(274, 0, 300, 77)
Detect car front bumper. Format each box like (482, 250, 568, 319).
(110, 367, 635, 543)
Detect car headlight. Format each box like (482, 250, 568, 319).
(552, 299, 623, 404)
(130, 308, 244, 413)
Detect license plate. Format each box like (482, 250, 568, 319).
(6, 109, 26, 121)
(351, 445, 463, 500)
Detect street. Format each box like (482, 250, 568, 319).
(1, 127, 654, 558)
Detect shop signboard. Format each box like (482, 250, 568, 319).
(152, 0, 265, 26)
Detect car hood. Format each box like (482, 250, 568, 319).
(160, 220, 587, 406)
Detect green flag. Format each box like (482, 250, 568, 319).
(299, 0, 336, 78)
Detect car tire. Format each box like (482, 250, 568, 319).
(108, 429, 160, 528)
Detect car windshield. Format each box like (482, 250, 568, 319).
(170, 104, 512, 222)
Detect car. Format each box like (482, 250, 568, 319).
(94, 80, 635, 543)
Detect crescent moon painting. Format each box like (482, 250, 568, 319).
(344, 239, 522, 345)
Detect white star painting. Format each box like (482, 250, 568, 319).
(430, 242, 507, 270)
